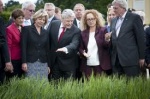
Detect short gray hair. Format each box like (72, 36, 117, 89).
(44, 3, 55, 10)
(22, 1, 36, 9)
(112, 0, 128, 11)
(61, 9, 75, 19)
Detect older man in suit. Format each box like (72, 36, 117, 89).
(105, 0, 145, 77)
(49, 9, 81, 80)
(0, 0, 12, 83)
(73, 3, 85, 28)
(108, 0, 145, 77)
(44, 3, 58, 31)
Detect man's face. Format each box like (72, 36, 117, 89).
(62, 16, 74, 29)
(0, 0, 3, 13)
(74, 5, 85, 20)
(113, 3, 125, 17)
(45, 5, 55, 18)
(23, 5, 35, 20)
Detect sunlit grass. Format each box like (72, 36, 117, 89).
(0, 75, 150, 99)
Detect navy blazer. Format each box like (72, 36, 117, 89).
(145, 27, 150, 64)
(79, 27, 111, 71)
(21, 24, 49, 63)
(110, 12, 145, 66)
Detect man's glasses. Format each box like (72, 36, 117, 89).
(46, 9, 54, 11)
(86, 18, 96, 22)
(27, 9, 35, 13)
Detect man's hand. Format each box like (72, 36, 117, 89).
(56, 47, 68, 54)
(22, 63, 27, 72)
(5, 62, 13, 73)
(139, 59, 145, 68)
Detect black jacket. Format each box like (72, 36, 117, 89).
(21, 24, 49, 63)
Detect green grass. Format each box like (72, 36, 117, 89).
(0, 75, 150, 99)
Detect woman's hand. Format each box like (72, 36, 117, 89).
(83, 50, 90, 58)
(105, 32, 112, 42)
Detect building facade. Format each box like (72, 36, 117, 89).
(127, 0, 150, 24)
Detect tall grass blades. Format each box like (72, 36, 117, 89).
(0, 75, 150, 99)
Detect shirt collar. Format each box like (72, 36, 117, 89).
(60, 23, 64, 28)
(48, 15, 54, 22)
(121, 11, 127, 19)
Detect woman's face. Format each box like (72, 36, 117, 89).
(86, 13, 96, 27)
(34, 16, 46, 27)
(107, 9, 116, 22)
(14, 16, 24, 26)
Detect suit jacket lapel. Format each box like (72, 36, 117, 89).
(118, 12, 130, 37)
(54, 22, 61, 42)
(11, 23, 20, 36)
(111, 18, 118, 39)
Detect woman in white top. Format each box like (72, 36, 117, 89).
(79, 9, 111, 78)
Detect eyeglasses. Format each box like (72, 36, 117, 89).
(46, 9, 54, 11)
(27, 9, 35, 13)
(86, 18, 96, 21)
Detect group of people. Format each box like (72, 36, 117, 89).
(0, 0, 148, 83)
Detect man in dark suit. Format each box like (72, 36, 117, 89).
(73, 3, 85, 28)
(44, 3, 58, 31)
(108, 0, 145, 77)
(49, 9, 81, 80)
(0, 0, 12, 83)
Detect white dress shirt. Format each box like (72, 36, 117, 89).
(116, 11, 127, 37)
(44, 15, 54, 29)
(23, 19, 31, 26)
(76, 19, 80, 28)
(87, 32, 100, 66)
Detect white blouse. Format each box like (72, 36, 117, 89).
(87, 32, 100, 66)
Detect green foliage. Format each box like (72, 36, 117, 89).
(3, 0, 112, 22)
(0, 75, 150, 99)
(0, 11, 11, 23)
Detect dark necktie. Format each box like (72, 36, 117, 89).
(58, 27, 65, 42)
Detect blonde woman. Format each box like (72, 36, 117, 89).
(21, 9, 50, 79)
(79, 9, 111, 78)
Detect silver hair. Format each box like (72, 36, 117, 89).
(112, 0, 128, 11)
(22, 1, 36, 10)
(61, 9, 75, 19)
(44, 3, 55, 10)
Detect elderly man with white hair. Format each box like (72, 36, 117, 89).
(6, 1, 36, 26)
(105, 0, 145, 77)
(49, 9, 81, 80)
(22, 1, 36, 26)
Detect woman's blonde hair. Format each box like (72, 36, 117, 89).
(80, 9, 105, 31)
(32, 9, 48, 25)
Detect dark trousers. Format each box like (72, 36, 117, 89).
(51, 62, 76, 80)
(5, 60, 24, 80)
(83, 65, 103, 78)
(113, 56, 140, 77)
(0, 67, 5, 84)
